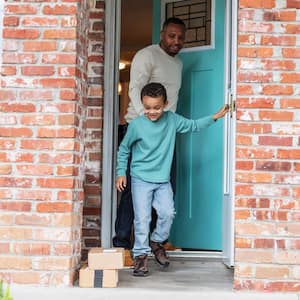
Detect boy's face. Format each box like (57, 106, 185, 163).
(142, 95, 168, 122)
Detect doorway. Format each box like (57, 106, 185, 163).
(103, 0, 236, 266)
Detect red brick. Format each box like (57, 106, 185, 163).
(0, 201, 31, 211)
(21, 115, 55, 126)
(238, 71, 273, 83)
(283, 24, 300, 34)
(22, 17, 58, 27)
(43, 5, 78, 15)
(3, 16, 19, 26)
(1, 66, 17, 76)
(13, 243, 51, 255)
(262, 85, 294, 95)
(58, 67, 76, 76)
(17, 165, 53, 176)
(19, 90, 53, 101)
(258, 136, 293, 146)
(15, 190, 52, 201)
(37, 178, 74, 189)
(0, 128, 33, 138)
(57, 115, 77, 126)
(236, 172, 272, 183)
(0, 257, 32, 270)
(281, 73, 300, 83)
(39, 78, 76, 88)
(2, 53, 37, 64)
(5, 4, 38, 14)
(235, 210, 251, 220)
(282, 48, 300, 58)
(262, 59, 296, 70)
(261, 35, 296, 46)
(37, 128, 76, 138)
(277, 149, 300, 159)
(57, 166, 77, 176)
(239, 0, 275, 8)
(0, 227, 32, 240)
(57, 191, 74, 201)
(237, 123, 272, 134)
(256, 266, 289, 279)
(21, 140, 53, 150)
(263, 10, 296, 21)
(287, 0, 300, 8)
(0, 103, 36, 113)
(43, 29, 76, 39)
(0, 90, 16, 101)
(280, 98, 300, 109)
(236, 147, 274, 159)
(0, 177, 32, 188)
(256, 161, 291, 172)
(0, 140, 15, 150)
(42, 54, 76, 64)
(3, 28, 40, 39)
(60, 90, 77, 100)
(15, 214, 52, 226)
(54, 244, 73, 256)
(238, 47, 273, 58)
(23, 41, 57, 52)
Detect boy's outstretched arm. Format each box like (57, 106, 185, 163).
(116, 176, 127, 192)
(213, 104, 229, 121)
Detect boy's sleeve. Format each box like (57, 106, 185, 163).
(175, 113, 215, 133)
(116, 123, 136, 177)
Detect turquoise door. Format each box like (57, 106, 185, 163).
(153, 0, 226, 250)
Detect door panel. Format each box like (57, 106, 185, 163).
(153, 0, 225, 250)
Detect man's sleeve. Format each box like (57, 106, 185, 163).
(128, 49, 153, 116)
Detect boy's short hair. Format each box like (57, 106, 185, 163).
(162, 17, 186, 30)
(141, 82, 167, 103)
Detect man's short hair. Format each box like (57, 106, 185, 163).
(141, 82, 167, 103)
(162, 17, 186, 30)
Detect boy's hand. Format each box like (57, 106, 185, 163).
(116, 176, 127, 192)
(213, 104, 229, 121)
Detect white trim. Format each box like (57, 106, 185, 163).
(222, 0, 237, 268)
(160, 0, 215, 52)
(101, 0, 120, 248)
(0, 0, 4, 72)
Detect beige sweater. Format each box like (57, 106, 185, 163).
(125, 44, 183, 123)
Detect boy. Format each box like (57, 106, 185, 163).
(116, 82, 229, 277)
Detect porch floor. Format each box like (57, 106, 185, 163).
(11, 257, 298, 300)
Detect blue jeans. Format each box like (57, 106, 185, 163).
(131, 177, 175, 258)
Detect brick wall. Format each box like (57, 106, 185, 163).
(80, 0, 104, 262)
(0, 0, 85, 286)
(235, 0, 300, 292)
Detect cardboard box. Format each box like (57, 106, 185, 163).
(88, 247, 124, 270)
(79, 265, 118, 288)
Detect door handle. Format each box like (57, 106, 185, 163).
(229, 94, 236, 118)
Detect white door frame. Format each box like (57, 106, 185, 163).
(222, 0, 237, 268)
(101, 0, 121, 247)
(101, 1, 237, 260)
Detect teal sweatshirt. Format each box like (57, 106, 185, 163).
(117, 111, 215, 183)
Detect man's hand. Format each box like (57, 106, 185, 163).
(116, 176, 127, 192)
(213, 104, 229, 121)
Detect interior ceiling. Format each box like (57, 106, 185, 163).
(120, 0, 153, 63)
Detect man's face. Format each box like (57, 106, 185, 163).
(160, 23, 186, 57)
(142, 95, 168, 122)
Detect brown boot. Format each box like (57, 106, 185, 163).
(133, 255, 149, 277)
(150, 241, 170, 268)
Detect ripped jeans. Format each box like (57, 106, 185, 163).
(131, 177, 175, 258)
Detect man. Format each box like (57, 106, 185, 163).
(113, 17, 186, 253)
